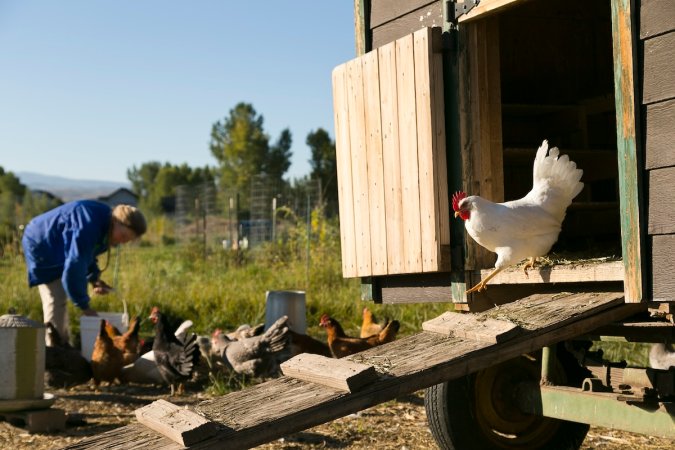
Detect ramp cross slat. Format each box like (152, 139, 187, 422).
(66, 292, 642, 450)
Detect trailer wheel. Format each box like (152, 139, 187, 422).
(424, 352, 589, 450)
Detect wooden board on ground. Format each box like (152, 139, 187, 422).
(0, 408, 66, 433)
(67, 292, 643, 450)
(280, 353, 378, 392)
(135, 399, 218, 446)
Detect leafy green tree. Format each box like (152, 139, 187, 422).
(127, 162, 215, 213)
(306, 128, 338, 216)
(127, 161, 161, 200)
(266, 128, 293, 183)
(209, 103, 292, 206)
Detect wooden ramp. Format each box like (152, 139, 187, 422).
(65, 292, 644, 450)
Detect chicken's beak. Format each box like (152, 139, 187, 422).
(454, 211, 460, 218)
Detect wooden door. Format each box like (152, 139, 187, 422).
(332, 27, 450, 278)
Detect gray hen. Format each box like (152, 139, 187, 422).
(210, 315, 290, 377)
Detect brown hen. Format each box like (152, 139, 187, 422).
(360, 307, 389, 338)
(319, 313, 400, 358)
(91, 319, 124, 385)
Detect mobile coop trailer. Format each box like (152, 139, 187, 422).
(333, 0, 675, 447)
(68, 1, 675, 449)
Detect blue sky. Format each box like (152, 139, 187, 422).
(0, 1, 355, 183)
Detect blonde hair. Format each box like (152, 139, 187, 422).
(112, 204, 147, 236)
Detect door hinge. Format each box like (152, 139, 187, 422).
(445, 0, 481, 22)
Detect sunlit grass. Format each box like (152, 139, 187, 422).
(0, 217, 448, 347)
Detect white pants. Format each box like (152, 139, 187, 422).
(38, 279, 70, 346)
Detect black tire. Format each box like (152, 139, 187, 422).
(424, 351, 590, 450)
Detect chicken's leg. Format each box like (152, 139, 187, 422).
(466, 267, 504, 294)
(522, 257, 537, 278)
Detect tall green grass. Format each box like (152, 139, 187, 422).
(0, 214, 449, 344)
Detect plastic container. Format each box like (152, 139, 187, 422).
(0, 313, 45, 400)
(80, 312, 127, 361)
(264, 290, 306, 334)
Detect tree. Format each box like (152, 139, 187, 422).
(266, 128, 293, 183)
(127, 162, 215, 213)
(209, 103, 292, 206)
(306, 128, 338, 216)
(127, 161, 161, 200)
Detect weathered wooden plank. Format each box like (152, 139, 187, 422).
(645, 98, 675, 169)
(414, 27, 440, 272)
(640, 0, 675, 39)
(651, 234, 675, 302)
(346, 57, 373, 276)
(378, 41, 405, 275)
(370, 0, 436, 29)
(135, 400, 217, 446)
(371, 3, 444, 49)
(431, 31, 450, 250)
(354, 0, 368, 55)
(458, 18, 503, 271)
(648, 167, 675, 235)
(280, 353, 378, 392)
(611, 0, 644, 302)
(643, 31, 675, 105)
(475, 260, 625, 285)
(67, 292, 641, 450)
(422, 311, 522, 343)
(380, 272, 453, 304)
(361, 50, 388, 276)
(332, 64, 358, 277)
(396, 33, 423, 273)
(458, 0, 523, 23)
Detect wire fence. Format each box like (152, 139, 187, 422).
(174, 177, 322, 251)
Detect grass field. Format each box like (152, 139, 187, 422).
(0, 216, 449, 347)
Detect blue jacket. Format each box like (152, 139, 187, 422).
(22, 200, 112, 309)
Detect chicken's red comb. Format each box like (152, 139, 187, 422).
(452, 191, 467, 212)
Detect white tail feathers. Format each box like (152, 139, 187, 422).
(530, 140, 584, 221)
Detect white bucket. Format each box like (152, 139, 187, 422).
(80, 312, 127, 361)
(264, 290, 306, 334)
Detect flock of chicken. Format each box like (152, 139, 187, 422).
(44, 307, 401, 395)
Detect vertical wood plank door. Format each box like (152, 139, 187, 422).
(332, 27, 449, 278)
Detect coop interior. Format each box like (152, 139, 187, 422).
(498, 0, 621, 262)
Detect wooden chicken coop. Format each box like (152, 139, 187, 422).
(65, 2, 675, 449)
(331, 0, 675, 447)
(334, 0, 660, 309)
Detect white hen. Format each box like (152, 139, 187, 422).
(453, 140, 583, 294)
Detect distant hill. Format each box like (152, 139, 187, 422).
(17, 171, 131, 203)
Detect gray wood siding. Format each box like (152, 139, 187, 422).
(641, 0, 675, 301)
(643, 31, 675, 104)
(647, 167, 675, 235)
(370, 0, 443, 49)
(645, 99, 675, 169)
(640, 0, 675, 39)
(651, 234, 675, 302)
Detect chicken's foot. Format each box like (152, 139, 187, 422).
(466, 267, 504, 294)
(522, 257, 537, 278)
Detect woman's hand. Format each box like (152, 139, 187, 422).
(92, 279, 114, 295)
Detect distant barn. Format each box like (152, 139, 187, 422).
(97, 187, 139, 208)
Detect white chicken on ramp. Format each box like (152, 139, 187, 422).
(453, 140, 584, 294)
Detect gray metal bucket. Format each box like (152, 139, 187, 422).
(264, 290, 306, 334)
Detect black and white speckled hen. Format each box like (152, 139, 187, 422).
(149, 306, 199, 395)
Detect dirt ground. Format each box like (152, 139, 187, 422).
(0, 383, 672, 450)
